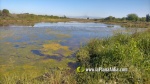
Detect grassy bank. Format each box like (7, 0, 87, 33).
(1, 18, 150, 28)
(0, 12, 94, 26)
(100, 20, 150, 28)
(1, 17, 150, 28)
(0, 18, 94, 26)
(1, 13, 150, 28)
(1, 9, 150, 28)
(0, 68, 76, 84)
(76, 29, 150, 84)
(0, 17, 71, 26)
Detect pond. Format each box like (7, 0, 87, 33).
(0, 22, 147, 73)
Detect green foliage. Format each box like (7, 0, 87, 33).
(0, 10, 2, 16)
(121, 17, 126, 21)
(0, 9, 67, 22)
(126, 14, 138, 21)
(1, 68, 76, 84)
(2, 9, 10, 16)
(0, 9, 70, 26)
(146, 14, 150, 22)
(76, 30, 150, 84)
(104, 16, 115, 21)
(103, 14, 147, 23)
(139, 17, 146, 22)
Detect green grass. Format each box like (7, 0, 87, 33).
(101, 21, 150, 28)
(0, 68, 76, 84)
(76, 29, 150, 84)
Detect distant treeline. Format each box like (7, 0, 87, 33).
(1, 9, 150, 22)
(91, 13, 150, 28)
(0, 9, 67, 20)
(0, 9, 150, 28)
(0, 9, 69, 26)
(94, 13, 150, 22)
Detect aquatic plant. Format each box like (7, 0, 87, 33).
(41, 43, 72, 57)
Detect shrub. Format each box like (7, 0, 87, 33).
(76, 30, 150, 84)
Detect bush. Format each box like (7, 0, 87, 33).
(2, 9, 10, 16)
(126, 14, 138, 21)
(76, 30, 150, 84)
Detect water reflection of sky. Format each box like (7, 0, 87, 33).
(0, 22, 147, 49)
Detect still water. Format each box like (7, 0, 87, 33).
(0, 22, 145, 48)
(0, 22, 146, 69)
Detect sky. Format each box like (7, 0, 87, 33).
(0, 0, 150, 18)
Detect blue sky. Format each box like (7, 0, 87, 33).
(0, 0, 149, 18)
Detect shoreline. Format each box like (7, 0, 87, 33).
(0, 19, 150, 28)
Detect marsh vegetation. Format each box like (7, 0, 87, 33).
(0, 9, 150, 84)
(76, 29, 150, 84)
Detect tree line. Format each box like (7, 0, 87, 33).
(0, 9, 67, 19)
(0, 9, 150, 22)
(103, 13, 150, 22)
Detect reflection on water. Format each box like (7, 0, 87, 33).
(0, 22, 146, 47)
(31, 50, 63, 61)
(31, 50, 44, 56)
(14, 44, 20, 48)
(43, 55, 62, 61)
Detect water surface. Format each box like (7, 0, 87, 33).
(0, 22, 146, 71)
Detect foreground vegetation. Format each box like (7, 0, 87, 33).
(76, 29, 150, 84)
(0, 29, 149, 84)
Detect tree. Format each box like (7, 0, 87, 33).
(2, 9, 10, 16)
(63, 15, 67, 18)
(104, 16, 115, 21)
(139, 17, 146, 22)
(121, 17, 126, 21)
(127, 13, 138, 21)
(146, 14, 150, 22)
(0, 10, 2, 16)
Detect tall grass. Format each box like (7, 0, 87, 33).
(0, 68, 76, 84)
(76, 29, 150, 84)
